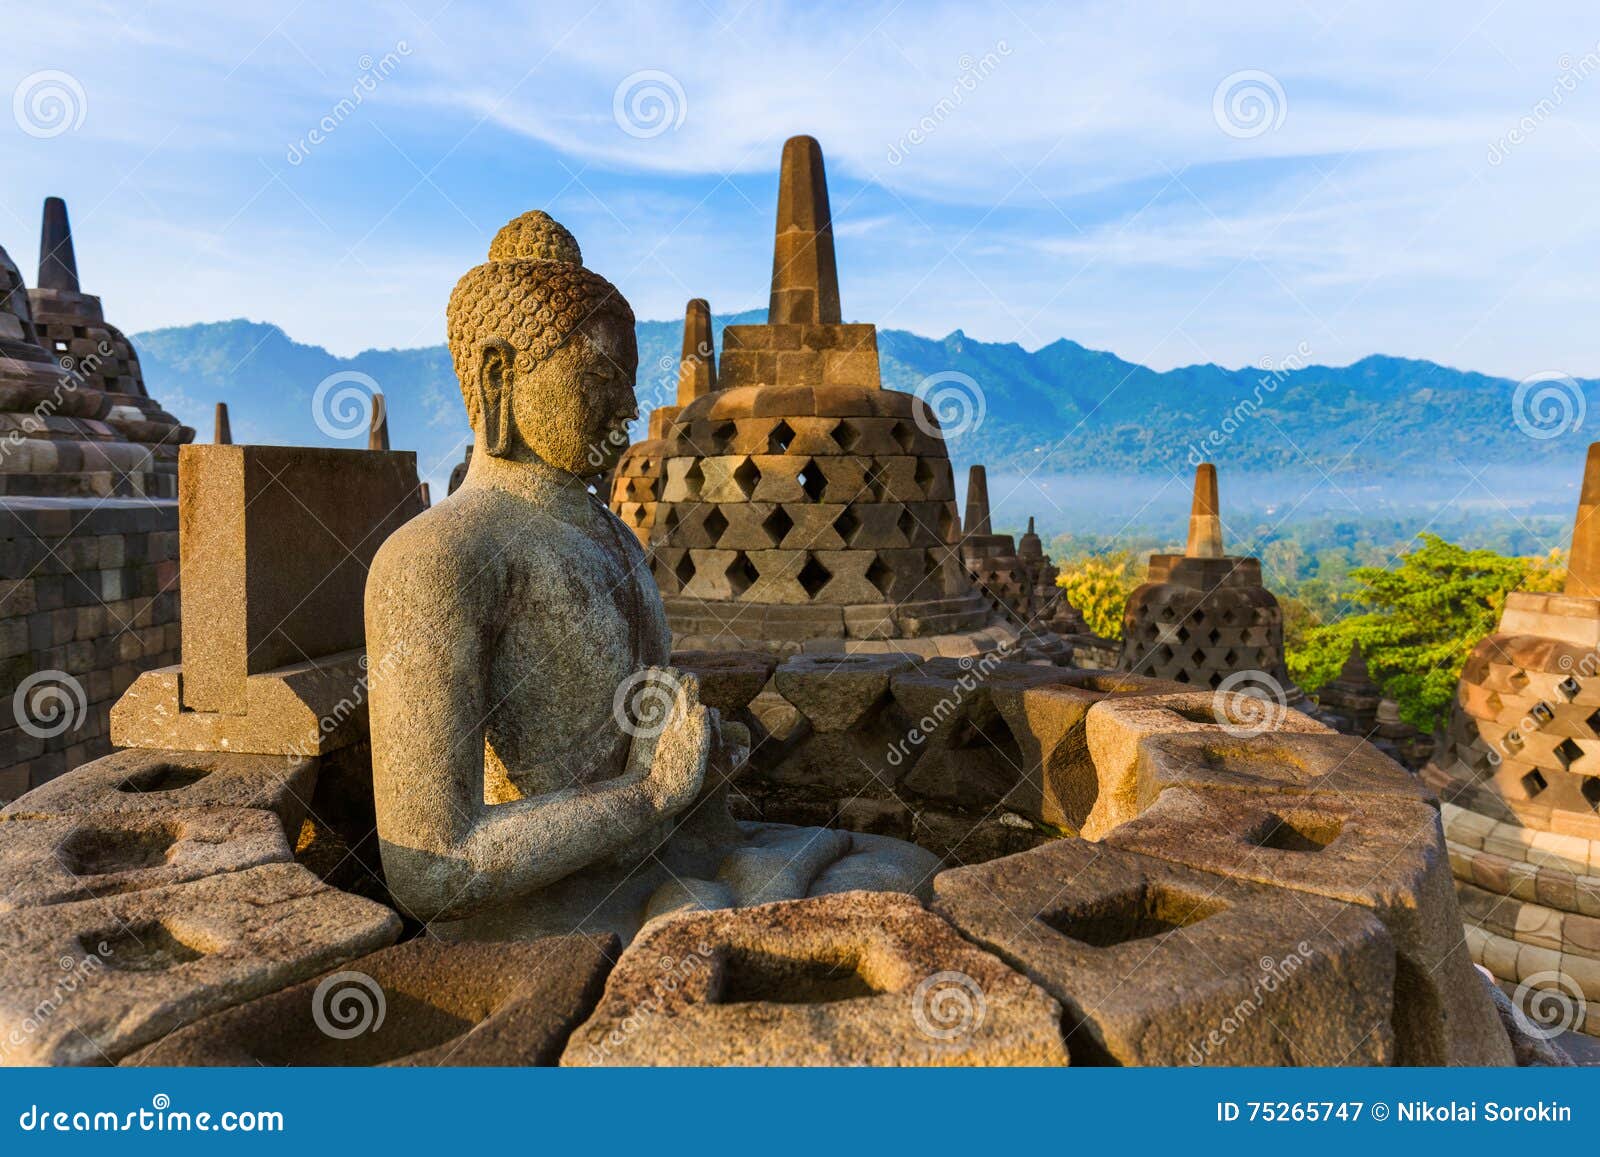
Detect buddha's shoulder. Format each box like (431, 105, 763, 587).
(370, 489, 524, 582)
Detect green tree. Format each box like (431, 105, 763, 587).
(1056, 550, 1144, 640)
(1296, 534, 1566, 732)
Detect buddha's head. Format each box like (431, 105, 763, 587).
(447, 211, 638, 475)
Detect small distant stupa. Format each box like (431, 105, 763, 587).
(641, 136, 1006, 655)
(610, 298, 716, 545)
(1118, 463, 1294, 691)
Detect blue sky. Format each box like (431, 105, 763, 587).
(6, 0, 1600, 379)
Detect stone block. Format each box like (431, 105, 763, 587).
(1082, 692, 1413, 838)
(933, 838, 1396, 1066)
(1104, 785, 1514, 1065)
(125, 935, 615, 1066)
(3, 746, 317, 835)
(563, 891, 1067, 1066)
(111, 649, 372, 755)
(0, 808, 290, 911)
(0, 863, 399, 1064)
(175, 444, 421, 715)
(774, 652, 915, 732)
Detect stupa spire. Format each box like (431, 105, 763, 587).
(368, 394, 390, 452)
(37, 197, 79, 293)
(768, 135, 841, 325)
(1185, 463, 1224, 558)
(677, 298, 716, 405)
(964, 464, 993, 537)
(213, 402, 232, 444)
(1566, 442, 1600, 597)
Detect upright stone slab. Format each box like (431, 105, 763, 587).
(111, 444, 423, 754)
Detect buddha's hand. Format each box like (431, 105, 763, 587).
(621, 668, 710, 813)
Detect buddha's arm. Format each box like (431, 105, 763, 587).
(367, 532, 705, 921)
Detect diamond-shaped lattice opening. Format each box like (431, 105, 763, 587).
(798, 459, 827, 502)
(833, 420, 859, 452)
(683, 460, 704, 499)
(674, 553, 696, 588)
(726, 553, 758, 597)
(833, 507, 861, 545)
(1586, 707, 1600, 735)
(892, 420, 916, 453)
(1583, 776, 1600, 813)
(762, 505, 795, 546)
(1222, 650, 1238, 666)
(1508, 669, 1530, 691)
(797, 555, 832, 598)
(660, 507, 680, 534)
(896, 506, 918, 542)
(1520, 768, 1547, 797)
(1174, 625, 1190, 644)
(913, 457, 936, 495)
(1504, 729, 1525, 751)
(768, 420, 795, 454)
(1555, 737, 1584, 771)
(1207, 628, 1222, 644)
(1558, 676, 1582, 701)
(863, 461, 886, 498)
(703, 507, 729, 543)
(866, 555, 893, 596)
(712, 421, 737, 450)
(732, 457, 761, 499)
(1216, 607, 1237, 626)
(1531, 701, 1555, 726)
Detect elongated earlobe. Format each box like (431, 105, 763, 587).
(477, 344, 513, 457)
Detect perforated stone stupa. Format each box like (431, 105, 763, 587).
(1428, 444, 1600, 1036)
(610, 298, 716, 545)
(0, 200, 194, 797)
(645, 137, 1003, 655)
(1118, 463, 1293, 692)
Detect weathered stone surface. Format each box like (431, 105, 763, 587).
(0, 808, 290, 911)
(1081, 696, 1376, 838)
(1475, 966, 1576, 1066)
(564, 891, 1068, 1066)
(111, 650, 372, 755)
(933, 838, 1396, 1066)
(670, 650, 777, 716)
(1105, 785, 1513, 1065)
(774, 652, 915, 732)
(174, 444, 423, 715)
(3, 747, 317, 835)
(125, 935, 615, 1066)
(0, 863, 399, 1065)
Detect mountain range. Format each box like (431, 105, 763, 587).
(131, 311, 1593, 500)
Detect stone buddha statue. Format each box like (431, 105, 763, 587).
(366, 211, 936, 943)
